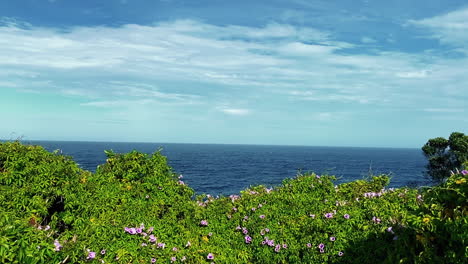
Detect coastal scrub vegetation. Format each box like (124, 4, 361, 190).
(0, 141, 467, 263)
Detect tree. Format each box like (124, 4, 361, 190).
(422, 132, 468, 182)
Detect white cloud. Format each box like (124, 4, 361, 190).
(423, 108, 464, 113)
(361, 36, 377, 43)
(220, 108, 251, 116)
(396, 70, 429, 78)
(0, 17, 467, 117)
(409, 7, 468, 47)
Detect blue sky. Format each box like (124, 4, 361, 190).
(1, 0, 467, 147)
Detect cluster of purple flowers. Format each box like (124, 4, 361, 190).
(229, 194, 240, 202)
(363, 191, 383, 198)
(372, 216, 381, 224)
(259, 228, 270, 236)
(318, 243, 325, 253)
(38, 225, 51, 231)
(262, 237, 275, 247)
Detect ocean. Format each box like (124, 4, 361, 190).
(21, 140, 432, 195)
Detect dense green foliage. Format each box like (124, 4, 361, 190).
(422, 132, 468, 182)
(1, 141, 467, 263)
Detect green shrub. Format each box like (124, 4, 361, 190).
(0, 141, 467, 263)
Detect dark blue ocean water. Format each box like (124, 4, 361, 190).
(22, 140, 432, 195)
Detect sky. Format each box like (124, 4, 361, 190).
(1, 0, 467, 148)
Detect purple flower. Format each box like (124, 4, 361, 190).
(149, 234, 157, 243)
(387, 227, 394, 234)
(200, 220, 208, 226)
(330, 237, 336, 241)
(171, 256, 176, 262)
(157, 243, 166, 249)
(461, 170, 468, 175)
(275, 244, 281, 252)
(242, 227, 248, 234)
(265, 228, 270, 232)
(251, 207, 256, 211)
(282, 244, 287, 249)
(172, 247, 178, 251)
(266, 239, 275, 247)
(151, 258, 156, 263)
(320, 248, 325, 253)
(148, 227, 154, 233)
(53, 240, 62, 251)
(260, 215, 266, 219)
(338, 251, 344, 256)
(306, 243, 312, 248)
(207, 253, 214, 260)
(141, 243, 147, 247)
(125, 227, 137, 234)
(136, 228, 143, 234)
(245, 235, 252, 244)
(87, 251, 96, 260)
(324, 213, 333, 219)
(101, 249, 106, 255)
(318, 243, 325, 249)
(344, 214, 350, 219)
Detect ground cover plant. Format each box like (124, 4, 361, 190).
(0, 141, 467, 263)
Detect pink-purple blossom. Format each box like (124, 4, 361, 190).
(245, 235, 252, 244)
(200, 220, 208, 226)
(461, 170, 468, 175)
(53, 240, 62, 251)
(87, 251, 96, 260)
(207, 253, 214, 260)
(275, 244, 281, 252)
(344, 214, 350, 219)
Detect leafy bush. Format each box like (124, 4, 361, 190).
(1, 141, 467, 263)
